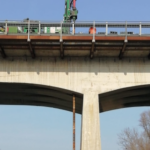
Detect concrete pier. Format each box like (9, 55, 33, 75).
(81, 91, 101, 150)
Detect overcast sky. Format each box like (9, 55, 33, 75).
(0, 0, 150, 150)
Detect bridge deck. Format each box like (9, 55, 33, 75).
(0, 35, 150, 59)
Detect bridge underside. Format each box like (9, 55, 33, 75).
(0, 83, 83, 114)
(0, 35, 150, 59)
(99, 84, 150, 112)
(0, 83, 150, 114)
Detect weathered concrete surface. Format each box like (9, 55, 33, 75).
(0, 57, 149, 93)
(81, 91, 100, 150)
(0, 57, 150, 150)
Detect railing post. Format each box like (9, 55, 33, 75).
(125, 21, 128, 42)
(139, 22, 142, 35)
(27, 20, 30, 42)
(92, 21, 95, 42)
(38, 21, 41, 35)
(60, 21, 63, 42)
(105, 22, 108, 35)
(72, 22, 75, 35)
(5, 20, 7, 35)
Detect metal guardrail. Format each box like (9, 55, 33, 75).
(1, 21, 150, 27)
(1, 21, 150, 42)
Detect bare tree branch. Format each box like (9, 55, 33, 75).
(139, 110, 150, 140)
(118, 109, 150, 150)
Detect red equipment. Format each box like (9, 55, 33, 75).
(89, 27, 96, 34)
(73, 0, 76, 8)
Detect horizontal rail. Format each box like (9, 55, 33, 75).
(0, 21, 150, 27)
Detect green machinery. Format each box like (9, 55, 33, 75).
(23, 0, 78, 34)
(22, 0, 78, 34)
(62, 0, 78, 33)
(23, 27, 38, 33)
(23, 18, 38, 33)
(0, 0, 78, 34)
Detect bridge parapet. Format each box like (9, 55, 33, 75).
(1, 21, 150, 36)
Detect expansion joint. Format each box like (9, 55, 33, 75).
(60, 41, 64, 59)
(90, 41, 95, 59)
(0, 46, 6, 58)
(28, 41, 35, 58)
(119, 41, 127, 59)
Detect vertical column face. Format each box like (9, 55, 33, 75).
(81, 91, 101, 150)
(73, 96, 75, 150)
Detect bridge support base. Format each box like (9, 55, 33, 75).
(80, 91, 101, 150)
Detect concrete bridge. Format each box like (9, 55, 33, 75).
(1, 20, 150, 150)
(0, 56, 150, 150)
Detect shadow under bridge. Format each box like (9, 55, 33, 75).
(99, 84, 150, 113)
(0, 83, 83, 114)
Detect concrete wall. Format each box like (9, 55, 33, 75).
(0, 57, 150, 150)
(0, 57, 149, 93)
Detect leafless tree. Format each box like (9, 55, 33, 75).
(118, 110, 150, 150)
(118, 128, 139, 150)
(139, 110, 150, 139)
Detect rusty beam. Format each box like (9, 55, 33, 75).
(0, 46, 6, 58)
(73, 95, 75, 150)
(28, 42, 35, 58)
(119, 42, 127, 59)
(2, 35, 150, 41)
(90, 42, 95, 59)
(60, 42, 64, 59)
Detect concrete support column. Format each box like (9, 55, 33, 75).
(81, 91, 101, 150)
